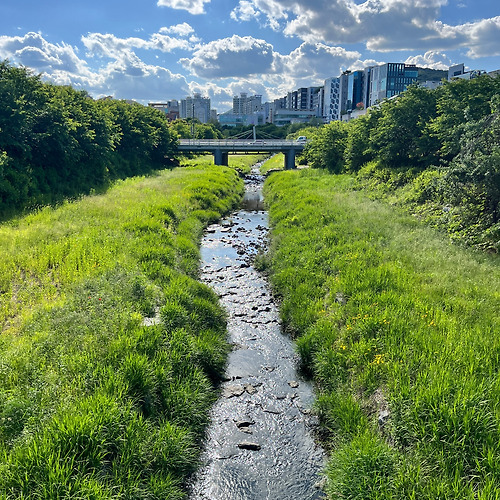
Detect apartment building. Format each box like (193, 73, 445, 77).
(232, 93, 263, 114)
(180, 93, 211, 123)
(323, 77, 341, 122)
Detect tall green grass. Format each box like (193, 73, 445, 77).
(264, 169, 500, 498)
(259, 153, 284, 174)
(181, 154, 268, 174)
(0, 164, 243, 498)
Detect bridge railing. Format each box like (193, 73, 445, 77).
(178, 139, 306, 147)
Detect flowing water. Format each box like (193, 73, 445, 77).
(190, 166, 325, 500)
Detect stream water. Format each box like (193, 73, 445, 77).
(189, 166, 325, 500)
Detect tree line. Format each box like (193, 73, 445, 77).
(301, 75, 500, 250)
(0, 61, 178, 217)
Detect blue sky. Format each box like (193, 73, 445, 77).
(1, 0, 499, 111)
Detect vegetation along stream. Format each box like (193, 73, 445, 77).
(190, 165, 326, 499)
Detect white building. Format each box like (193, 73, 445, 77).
(448, 63, 486, 81)
(323, 77, 341, 122)
(232, 93, 263, 115)
(180, 93, 211, 123)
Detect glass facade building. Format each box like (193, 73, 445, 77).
(368, 63, 418, 106)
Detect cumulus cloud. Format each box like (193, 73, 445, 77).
(461, 16, 500, 58)
(82, 32, 192, 59)
(0, 32, 190, 102)
(231, 1, 261, 22)
(273, 42, 366, 82)
(157, 0, 211, 15)
(96, 53, 189, 101)
(0, 32, 92, 78)
(230, 0, 500, 57)
(178, 36, 382, 104)
(179, 35, 275, 78)
(405, 50, 452, 69)
(160, 23, 195, 36)
(180, 35, 380, 88)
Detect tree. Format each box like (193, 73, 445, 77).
(169, 119, 193, 139)
(444, 107, 500, 227)
(343, 109, 381, 172)
(430, 75, 500, 163)
(194, 122, 223, 139)
(369, 85, 439, 168)
(304, 121, 349, 173)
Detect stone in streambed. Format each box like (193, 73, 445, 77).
(223, 384, 245, 398)
(244, 384, 258, 395)
(237, 441, 261, 451)
(235, 419, 255, 434)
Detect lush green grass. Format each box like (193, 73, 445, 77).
(264, 168, 500, 499)
(0, 164, 244, 498)
(259, 153, 284, 174)
(181, 154, 268, 174)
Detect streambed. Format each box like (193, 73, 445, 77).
(189, 167, 325, 499)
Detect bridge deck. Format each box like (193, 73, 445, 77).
(177, 139, 307, 169)
(178, 139, 306, 153)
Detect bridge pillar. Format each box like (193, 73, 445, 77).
(284, 149, 296, 170)
(214, 149, 228, 166)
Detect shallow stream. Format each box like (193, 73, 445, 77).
(189, 166, 325, 500)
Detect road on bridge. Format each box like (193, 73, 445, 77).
(177, 139, 308, 169)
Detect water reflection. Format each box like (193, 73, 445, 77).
(189, 167, 325, 500)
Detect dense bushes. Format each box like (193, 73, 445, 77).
(302, 75, 500, 250)
(0, 60, 177, 216)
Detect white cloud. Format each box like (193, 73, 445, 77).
(179, 36, 382, 104)
(157, 0, 211, 15)
(95, 53, 189, 101)
(82, 32, 192, 59)
(230, 0, 500, 57)
(0, 32, 190, 102)
(405, 50, 452, 69)
(180, 35, 379, 85)
(179, 35, 275, 78)
(231, 1, 261, 22)
(159, 23, 195, 36)
(461, 16, 500, 58)
(0, 32, 92, 78)
(273, 42, 368, 84)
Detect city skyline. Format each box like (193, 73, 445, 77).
(0, 0, 499, 112)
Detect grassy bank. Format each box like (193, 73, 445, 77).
(259, 153, 284, 174)
(0, 165, 243, 498)
(181, 154, 268, 174)
(263, 169, 500, 499)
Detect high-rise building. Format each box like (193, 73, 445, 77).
(339, 72, 350, 116)
(345, 70, 364, 112)
(368, 63, 418, 106)
(311, 87, 324, 118)
(448, 63, 465, 80)
(232, 93, 262, 115)
(323, 77, 341, 122)
(361, 67, 372, 110)
(448, 63, 486, 81)
(180, 93, 211, 123)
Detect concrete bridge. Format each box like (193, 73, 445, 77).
(177, 139, 307, 170)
